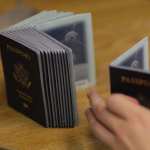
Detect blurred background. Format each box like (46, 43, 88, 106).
(0, 0, 96, 29)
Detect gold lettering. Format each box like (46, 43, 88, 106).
(121, 76, 150, 87)
(16, 89, 32, 103)
(7, 45, 31, 61)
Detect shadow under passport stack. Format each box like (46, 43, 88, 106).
(109, 37, 150, 107)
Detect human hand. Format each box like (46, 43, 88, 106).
(85, 90, 150, 150)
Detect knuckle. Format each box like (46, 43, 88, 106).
(114, 124, 129, 143)
(115, 127, 125, 140)
(114, 123, 123, 134)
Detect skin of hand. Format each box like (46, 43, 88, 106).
(85, 90, 150, 150)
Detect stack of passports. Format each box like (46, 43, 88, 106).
(0, 28, 78, 128)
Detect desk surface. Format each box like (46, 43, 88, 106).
(0, 0, 150, 150)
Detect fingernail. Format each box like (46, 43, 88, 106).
(89, 91, 100, 107)
(130, 99, 140, 105)
(125, 95, 140, 105)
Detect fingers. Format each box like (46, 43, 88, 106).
(85, 108, 116, 146)
(107, 94, 141, 120)
(87, 90, 123, 133)
(87, 89, 105, 111)
(86, 90, 150, 150)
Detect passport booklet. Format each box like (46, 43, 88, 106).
(109, 37, 150, 107)
(0, 28, 78, 128)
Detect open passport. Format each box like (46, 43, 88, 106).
(109, 37, 150, 107)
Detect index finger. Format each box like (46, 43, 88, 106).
(107, 94, 140, 120)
